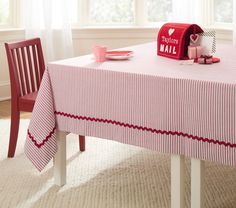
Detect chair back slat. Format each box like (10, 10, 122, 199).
(21, 47, 31, 94)
(32, 45, 40, 90)
(26, 46, 35, 92)
(15, 48, 26, 96)
(37, 43, 45, 81)
(5, 38, 45, 97)
(10, 50, 22, 96)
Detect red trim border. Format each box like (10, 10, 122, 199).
(27, 127, 56, 148)
(55, 111, 236, 148)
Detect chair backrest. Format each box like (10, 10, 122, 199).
(5, 38, 45, 98)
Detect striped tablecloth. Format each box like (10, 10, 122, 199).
(25, 42, 236, 171)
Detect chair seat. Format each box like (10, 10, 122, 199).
(19, 91, 38, 112)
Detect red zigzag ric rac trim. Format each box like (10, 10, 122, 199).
(55, 111, 236, 149)
(27, 127, 56, 148)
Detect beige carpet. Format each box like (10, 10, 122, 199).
(0, 119, 236, 208)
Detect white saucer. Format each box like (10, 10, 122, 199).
(105, 51, 133, 60)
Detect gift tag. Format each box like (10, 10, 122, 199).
(179, 59, 194, 65)
(190, 34, 200, 46)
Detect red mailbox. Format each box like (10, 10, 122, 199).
(157, 23, 203, 60)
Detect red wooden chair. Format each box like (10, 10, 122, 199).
(5, 38, 85, 157)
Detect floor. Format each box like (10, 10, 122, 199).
(1, 100, 236, 207)
(0, 100, 31, 119)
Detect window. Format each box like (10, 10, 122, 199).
(214, 0, 233, 24)
(147, 0, 172, 23)
(0, 0, 234, 29)
(83, 0, 173, 26)
(0, 0, 19, 28)
(89, 0, 135, 25)
(0, 0, 10, 25)
(84, 0, 234, 27)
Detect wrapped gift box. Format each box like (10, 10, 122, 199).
(188, 46, 203, 59)
(157, 23, 204, 60)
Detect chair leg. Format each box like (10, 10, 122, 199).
(8, 106, 20, 157)
(79, 135, 85, 152)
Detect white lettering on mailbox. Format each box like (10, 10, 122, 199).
(160, 44, 177, 55)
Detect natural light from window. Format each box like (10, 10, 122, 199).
(214, 0, 233, 23)
(147, 0, 172, 22)
(0, 0, 234, 28)
(0, 0, 9, 25)
(89, 0, 135, 24)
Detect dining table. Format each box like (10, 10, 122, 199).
(25, 42, 236, 208)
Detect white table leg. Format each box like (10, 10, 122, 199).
(191, 158, 205, 208)
(54, 130, 67, 186)
(171, 155, 185, 208)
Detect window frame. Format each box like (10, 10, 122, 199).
(0, 0, 20, 29)
(210, 0, 233, 29)
(78, 0, 138, 26)
(0, 0, 233, 30)
(74, 0, 172, 27)
(73, 0, 233, 28)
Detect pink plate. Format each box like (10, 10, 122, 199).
(105, 50, 133, 60)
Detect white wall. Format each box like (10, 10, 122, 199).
(0, 28, 232, 101)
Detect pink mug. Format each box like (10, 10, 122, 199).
(93, 45, 107, 62)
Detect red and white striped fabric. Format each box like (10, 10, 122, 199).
(25, 42, 236, 171)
